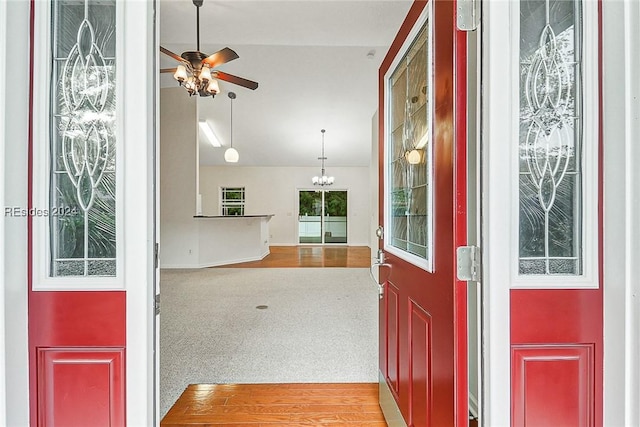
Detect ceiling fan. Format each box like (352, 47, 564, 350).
(160, 0, 258, 97)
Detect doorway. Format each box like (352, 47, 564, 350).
(298, 190, 348, 244)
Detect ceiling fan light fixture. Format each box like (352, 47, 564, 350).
(206, 78, 220, 95)
(160, 0, 258, 98)
(199, 65, 212, 82)
(174, 65, 188, 83)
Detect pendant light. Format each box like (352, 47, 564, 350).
(224, 92, 239, 163)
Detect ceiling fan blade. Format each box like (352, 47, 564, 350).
(160, 46, 186, 64)
(160, 68, 178, 74)
(202, 47, 239, 68)
(214, 71, 259, 90)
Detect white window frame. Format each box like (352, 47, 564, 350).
(31, 0, 125, 290)
(220, 186, 245, 216)
(510, 0, 600, 289)
(382, 3, 434, 273)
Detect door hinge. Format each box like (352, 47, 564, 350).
(456, 246, 481, 282)
(154, 242, 159, 269)
(154, 294, 160, 316)
(457, 0, 480, 31)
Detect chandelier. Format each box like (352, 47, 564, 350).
(312, 129, 334, 186)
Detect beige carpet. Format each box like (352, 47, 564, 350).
(159, 267, 379, 418)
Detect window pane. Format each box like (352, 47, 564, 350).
(221, 187, 245, 216)
(518, 0, 583, 275)
(387, 22, 431, 264)
(51, 0, 117, 277)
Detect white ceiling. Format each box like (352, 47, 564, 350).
(159, 0, 413, 167)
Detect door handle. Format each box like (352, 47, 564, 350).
(370, 249, 390, 299)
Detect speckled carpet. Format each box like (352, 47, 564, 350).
(159, 268, 379, 417)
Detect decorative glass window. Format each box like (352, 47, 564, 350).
(50, 0, 117, 277)
(221, 187, 245, 216)
(387, 21, 432, 267)
(519, 0, 584, 275)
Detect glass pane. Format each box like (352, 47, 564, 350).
(519, 0, 583, 275)
(50, 0, 117, 277)
(387, 21, 431, 265)
(221, 187, 245, 216)
(299, 190, 322, 244)
(324, 191, 347, 244)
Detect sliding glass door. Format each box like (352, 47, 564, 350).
(298, 190, 347, 244)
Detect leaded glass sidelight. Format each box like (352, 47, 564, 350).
(387, 22, 431, 265)
(519, 0, 583, 275)
(50, 0, 117, 277)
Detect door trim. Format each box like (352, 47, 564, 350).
(481, 0, 513, 424)
(603, 0, 640, 425)
(0, 0, 7, 421)
(122, 1, 156, 425)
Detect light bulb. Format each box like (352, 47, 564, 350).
(199, 66, 212, 82)
(173, 65, 188, 83)
(224, 147, 239, 163)
(206, 79, 220, 95)
(312, 176, 319, 184)
(328, 176, 334, 184)
(406, 149, 422, 165)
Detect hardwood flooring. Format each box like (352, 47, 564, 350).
(217, 246, 372, 268)
(161, 383, 386, 426)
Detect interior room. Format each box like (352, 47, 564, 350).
(157, 0, 415, 420)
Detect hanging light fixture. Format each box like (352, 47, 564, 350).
(224, 92, 239, 163)
(312, 129, 334, 186)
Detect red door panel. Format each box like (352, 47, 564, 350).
(378, 1, 467, 426)
(512, 345, 594, 426)
(37, 348, 125, 427)
(510, 290, 602, 426)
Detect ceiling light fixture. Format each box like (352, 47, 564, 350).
(224, 92, 239, 163)
(199, 120, 221, 147)
(161, 0, 258, 98)
(312, 129, 334, 186)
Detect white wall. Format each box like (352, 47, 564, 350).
(160, 88, 199, 267)
(199, 166, 371, 246)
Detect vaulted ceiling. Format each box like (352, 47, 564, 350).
(159, 0, 413, 167)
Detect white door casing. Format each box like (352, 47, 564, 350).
(122, 0, 156, 425)
(0, 0, 7, 422)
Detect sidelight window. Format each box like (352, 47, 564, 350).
(50, 0, 117, 277)
(518, 0, 584, 275)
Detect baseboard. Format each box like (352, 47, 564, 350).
(379, 372, 407, 427)
(160, 251, 270, 269)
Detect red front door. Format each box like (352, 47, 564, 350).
(378, 1, 468, 425)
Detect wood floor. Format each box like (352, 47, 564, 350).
(218, 246, 372, 268)
(161, 383, 386, 426)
